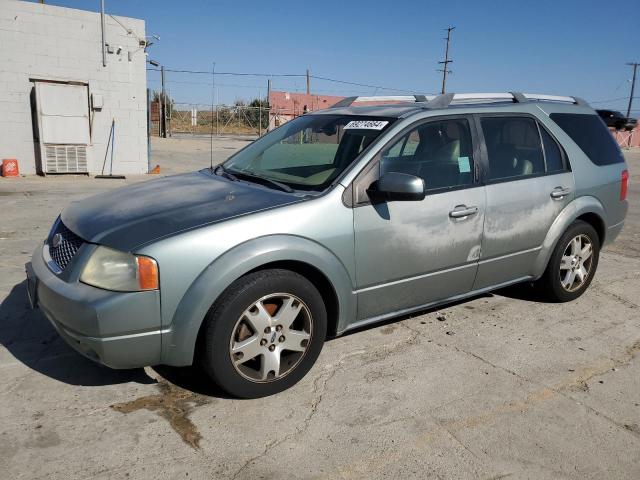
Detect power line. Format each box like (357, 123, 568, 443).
(147, 68, 428, 95)
(149, 78, 265, 88)
(149, 79, 396, 95)
(147, 68, 304, 77)
(310, 75, 427, 94)
(589, 96, 638, 104)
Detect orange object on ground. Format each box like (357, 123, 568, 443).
(1, 159, 19, 177)
(149, 164, 161, 174)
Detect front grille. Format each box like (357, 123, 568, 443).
(48, 222, 84, 271)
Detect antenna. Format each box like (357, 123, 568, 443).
(437, 26, 455, 94)
(210, 61, 215, 171)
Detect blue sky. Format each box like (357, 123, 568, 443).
(30, 0, 639, 113)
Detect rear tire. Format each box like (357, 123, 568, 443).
(200, 269, 327, 398)
(537, 220, 600, 302)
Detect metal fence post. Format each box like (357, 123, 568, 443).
(146, 88, 151, 172)
(160, 65, 166, 138)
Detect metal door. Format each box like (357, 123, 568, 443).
(35, 82, 90, 173)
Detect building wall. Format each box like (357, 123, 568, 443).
(0, 0, 147, 175)
(268, 91, 344, 130)
(611, 126, 640, 148)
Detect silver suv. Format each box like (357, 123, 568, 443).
(26, 92, 629, 398)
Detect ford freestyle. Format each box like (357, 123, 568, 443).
(26, 92, 629, 398)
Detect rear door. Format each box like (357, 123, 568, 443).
(34, 82, 90, 173)
(474, 114, 575, 289)
(352, 115, 486, 321)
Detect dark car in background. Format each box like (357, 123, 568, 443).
(596, 109, 637, 131)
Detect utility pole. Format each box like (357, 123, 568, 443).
(438, 26, 455, 94)
(626, 62, 638, 118)
(210, 61, 215, 168)
(258, 88, 262, 137)
(213, 62, 219, 136)
(267, 78, 272, 132)
(160, 65, 166, 138)
(306, 69, 310, 95)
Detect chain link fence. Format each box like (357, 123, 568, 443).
(150, 101, 271, 138)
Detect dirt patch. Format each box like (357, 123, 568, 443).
(111, 380, 211, 449)
(380, 325, 397, 335)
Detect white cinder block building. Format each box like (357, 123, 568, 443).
(0, 0, 148, 175)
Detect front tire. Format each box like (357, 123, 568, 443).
(537, 220, 600, 302)
(200, 269, 327, 398)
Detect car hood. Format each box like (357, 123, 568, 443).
(61, 170, 302, 251)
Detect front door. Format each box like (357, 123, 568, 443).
(352, 116, 486, 321)
(473, 114, 575, 289)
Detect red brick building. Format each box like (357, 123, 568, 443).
(268, 91, 344, 130)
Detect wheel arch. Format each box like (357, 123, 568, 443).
(245, 260, 340, 336)
(532, 195, 606, 278)
(575, 212, 605, 246)
(161, 234, 356, 367)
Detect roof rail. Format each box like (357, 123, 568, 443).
(330, 92, 589, 109)
(422, 92, 587, 109)
(522, 93, 588, 106)
(331, 95, 434, 108)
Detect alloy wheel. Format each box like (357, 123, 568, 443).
(559, 234, 594, 292)
(229, 293, 313, 382)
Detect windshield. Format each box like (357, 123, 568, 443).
(223, 114, 394, 191)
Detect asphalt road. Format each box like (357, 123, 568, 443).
(1, 141, 638, 480)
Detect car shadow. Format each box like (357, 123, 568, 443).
(494, 281, 552, 303)
(334, 282, 554, 339)
(0, 280, 156, 386)
(0, 277, 552, 393)
(152, 365, 234, 399)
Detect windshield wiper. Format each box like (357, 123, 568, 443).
(214, 164, 238, 181)
(228, 170, 294, 193)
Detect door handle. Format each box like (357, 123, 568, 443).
(449, 205, 478, 219)
(550, 187, 571, 199)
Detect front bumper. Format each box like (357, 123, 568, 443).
(26, 244, 163, 369)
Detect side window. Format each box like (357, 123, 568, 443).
(380, 118, 475, 191)
(540, 127, 565, 172)
(384, 129, 419, 159)
(481, 117, 545, 181)
(549, 113, 625, 166)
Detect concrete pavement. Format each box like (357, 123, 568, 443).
(1, 142, 638, 479)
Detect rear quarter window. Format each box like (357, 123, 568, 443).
(549, 113, 625, 166)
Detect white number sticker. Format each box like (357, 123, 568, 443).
(344, 120, 389, 130)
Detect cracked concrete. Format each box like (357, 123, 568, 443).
(0, 140, 639, 479)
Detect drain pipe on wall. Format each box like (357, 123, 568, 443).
(100, 0, 107, 67)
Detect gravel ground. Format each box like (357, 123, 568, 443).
(0, 140, 639, 480)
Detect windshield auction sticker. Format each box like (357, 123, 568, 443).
(344, 120, 389, 130)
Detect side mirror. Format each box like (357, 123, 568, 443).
(369, 172, 426, 201)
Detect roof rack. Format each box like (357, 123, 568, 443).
(330, 92, 588, 109)
(331, 95, 434, 108)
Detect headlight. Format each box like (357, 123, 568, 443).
(80, 246, 159, 292)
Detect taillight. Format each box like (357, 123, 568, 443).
(621, 169, 629, 201)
